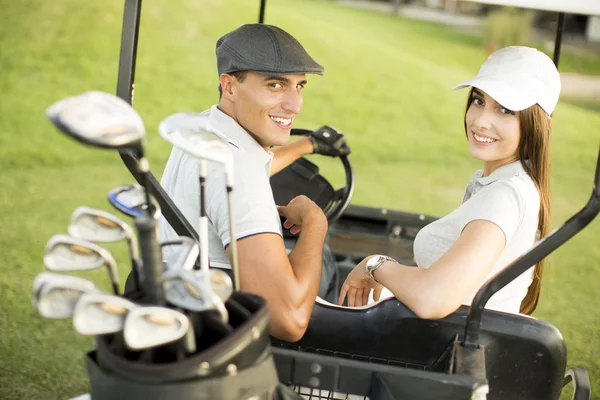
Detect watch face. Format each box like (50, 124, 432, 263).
(366, 255, 381, 268)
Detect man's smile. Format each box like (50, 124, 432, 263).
(270, 115, 293, 128)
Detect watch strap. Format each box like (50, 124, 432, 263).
(365, 255, 396, 283)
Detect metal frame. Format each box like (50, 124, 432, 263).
(464, 148, 600, 347)
(115, 0, 198, 240)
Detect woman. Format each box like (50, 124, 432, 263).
(338, 46, 560, 318)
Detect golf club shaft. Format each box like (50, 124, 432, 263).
(184, 317, 196, 354)
(127, 236, 141, 291)
(199, 161, 209, 274)
(105, 262, 121, 295)
(137, 156, 154, 217)
(226, 187, 240, 291)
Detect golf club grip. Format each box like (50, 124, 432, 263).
(135, 216, 165, 305)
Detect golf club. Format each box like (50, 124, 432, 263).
(107, 184, 161, 220)
(123, 306, 191, 351)
(69, 206, 141, 291)
(161, 237, 216, 357)
(158, 112, 240, 291)
(161, 236, 199, 273)
(161, 122, 210, 283)
(45, 91, 152, 211)
(46, 91, 164, 304)
(33, 272, 99, 319)
(44, 234, 120, 295)
(163, 269, 229, 323)
(73, 293, 137, 335)
(208, 269, 234, 304)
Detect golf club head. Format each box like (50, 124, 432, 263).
(44, 234, 120, 294)
(163, 269, 228, 322)
(73, 293, 137, 335)
(181, 269, 233, 303)
(161, 236, 199, 272)
(46, 91, 145, 150)
(69, 206, 133, 244)
(33, 272, 99, 318)
(124, 306, 189, 350)
(44, 235, 115, 271)
(208, 269, 233, 303)
(107, 184, 161, 219)
(158, 113, 234, 186)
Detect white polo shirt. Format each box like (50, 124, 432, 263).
(412, 160, 540, 314)
(159, 105, 283, 268)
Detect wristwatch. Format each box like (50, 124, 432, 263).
(365, 255, 396, 283)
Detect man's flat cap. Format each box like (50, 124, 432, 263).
(216, 24, 324, 76)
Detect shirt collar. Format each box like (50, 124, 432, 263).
(474, 160, 528, 186)
(207, 105, 272, 161)
(462, 160, 527, 204)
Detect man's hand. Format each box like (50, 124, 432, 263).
(277, 195, 327, 235)
(338, 257, 384, 307)
(306, 126, 351, 157)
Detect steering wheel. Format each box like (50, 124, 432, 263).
(270, 128, 355, 225)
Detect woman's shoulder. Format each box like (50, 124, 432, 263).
(477, 174, 540, 224)
(497, 172, 539, 203)
(474, 161, 539, 203)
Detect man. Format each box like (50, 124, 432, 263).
(159, 24, 350, 342)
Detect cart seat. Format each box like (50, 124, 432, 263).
(272, 297, 566, 400)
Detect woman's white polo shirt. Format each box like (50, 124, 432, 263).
(413, 160, 540, 313)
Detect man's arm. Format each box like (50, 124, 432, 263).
(226, 195, 327, 342)
(270, 136, 313, 176)
(270, 127, 352, 176)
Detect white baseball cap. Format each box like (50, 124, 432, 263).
(454, 46, 561, 116)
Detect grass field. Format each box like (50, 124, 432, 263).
(1, 0, 599, 399)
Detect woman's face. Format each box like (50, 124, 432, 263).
(465, 88, 521, 175)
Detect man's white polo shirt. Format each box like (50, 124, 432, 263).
(413, 160, 540, 314)
(159, 105, 283, 268)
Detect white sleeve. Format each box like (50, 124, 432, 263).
(205, 155, 282, 248)
(158, 149, 200, 242)
(461, 181, 523, 245)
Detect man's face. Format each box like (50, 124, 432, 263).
(225, 71, 307, 148)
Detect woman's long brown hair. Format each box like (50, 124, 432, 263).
(465, 89, 552, 315)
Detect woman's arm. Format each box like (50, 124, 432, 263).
(270, 136, 314, 176)
(338, 219, 506, 319)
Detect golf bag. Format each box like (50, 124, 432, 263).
(86, 292, 299, 400)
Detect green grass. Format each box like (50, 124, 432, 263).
(0, 0, 599, 399)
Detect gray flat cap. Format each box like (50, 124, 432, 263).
(216, 24, 324, 76)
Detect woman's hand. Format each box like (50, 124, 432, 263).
(338, 257, 385, 307)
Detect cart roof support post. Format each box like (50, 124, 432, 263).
(115, 0, 199, 240)
(259, 0, 266, 23)
(553, 13, 566, 67)
(116, 0, 141, 105)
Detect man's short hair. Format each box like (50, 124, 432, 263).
(218, 70, 248, 98)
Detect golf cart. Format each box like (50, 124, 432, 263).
(51, 0, 598, 399)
